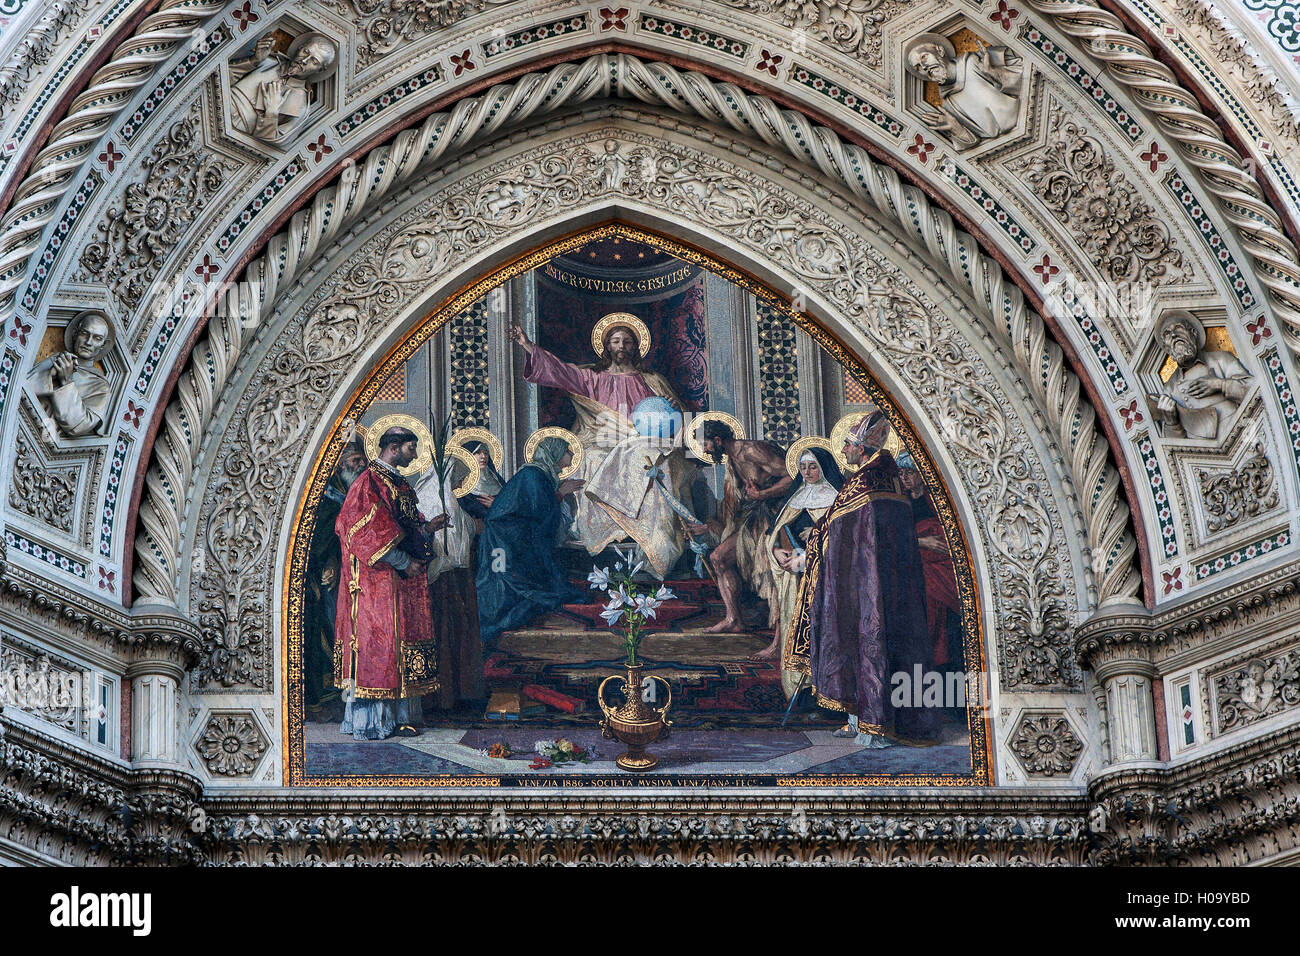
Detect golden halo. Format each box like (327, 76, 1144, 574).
(364, 414, 433, 477)
(830, 410, 904, 471)
(524, 427, 584, 479)
(591, 312, 651, 357)
(687, 411, 746, 463)
(786, 436, 837, 479)
(448, 426, 504, 471)
(445, 445, 482, 499)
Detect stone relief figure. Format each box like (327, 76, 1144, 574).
(228, 31, 336, 143)
(905, 33, 1022, 150)
(26, 310, 114, 438)
(1146, 311, 1252, 442)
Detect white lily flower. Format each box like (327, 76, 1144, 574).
(633, 594, 657, 619)
(600, 605, 625, 626)
(587, 566, 611, 590)
(607, 586, 629, 608)
(654, 585, 675, 603)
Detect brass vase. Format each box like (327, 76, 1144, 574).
(597, 663, 673, 772)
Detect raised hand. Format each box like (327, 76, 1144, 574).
(508, 324, 534, 351)
(253, 34, 277, 62)
(51, 352, 77, 387)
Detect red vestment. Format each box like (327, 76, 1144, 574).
(913, 502, 960, 666)
(334, 464, 438, 699)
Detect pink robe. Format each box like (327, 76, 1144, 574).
(524, 346, 657, 418)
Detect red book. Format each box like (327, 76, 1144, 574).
(483, 652, 513, 680)
(523, 684, 586, 714)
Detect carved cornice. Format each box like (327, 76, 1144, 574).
(198, 791, 1092, 865)
(0, 543, 201, 669)
(1086, 722, 1300, 865)
(1075, 557, 1300, 670)
(1149, 560, 1300, 659)
(0, 709, 203, 865)
(6, 705, 1300, 864)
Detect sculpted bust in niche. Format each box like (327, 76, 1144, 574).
(26, 310, 115, 438)
(228, 31, 336, 143)
(1146, 310, 1251, 442)
(905, 32, 1022, 150)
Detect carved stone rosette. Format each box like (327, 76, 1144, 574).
(1009, 711, 1085, 777)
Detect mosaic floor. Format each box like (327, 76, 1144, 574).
(302, 720, 974, 777)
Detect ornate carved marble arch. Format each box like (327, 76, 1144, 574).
(167, 109, 1092, 777)
(4, 0, 1300, 865)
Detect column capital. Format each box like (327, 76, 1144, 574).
(126, 604, 202, 675)
(1074, 602, 1159, 680)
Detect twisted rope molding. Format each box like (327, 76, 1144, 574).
(0, 0, 227, 315)
(0, 2, 1293, 365)
(131, 53, 1141, 610)
(1024, 0, 1300, 341)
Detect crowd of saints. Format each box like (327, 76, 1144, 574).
(303, 313, 967, 749)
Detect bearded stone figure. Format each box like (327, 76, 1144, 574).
(228, 31, 336, 143)
(26, 310, 115, 438)
(1146, 311, 1252, 442)
(905, 32, 1023, 150)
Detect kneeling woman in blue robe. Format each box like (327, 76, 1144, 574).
(476, 436, 586, 643)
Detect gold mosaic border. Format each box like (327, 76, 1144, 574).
(283, 220, 991, 788)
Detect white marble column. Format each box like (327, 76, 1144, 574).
(1076, 605, 1161, 765)
(128, 665, 182, 765)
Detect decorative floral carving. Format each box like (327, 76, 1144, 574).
(1172, 0, 1300, 148)
(9, 433, 76, 532)
(197, 712, 268, 776)
(1009, 712, 1084, 776)
(1015, 112, 1190, 286)
(1214, 648, 1300, 733)
(334, 0, 502, 65)
(989, 492, 1070, 685)
(77, 113, 234, 313)
(1198, 443, 1277, 532)
(718, 0, 908, 68)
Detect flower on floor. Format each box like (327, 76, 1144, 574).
(481, 742, 513, 758)
(532, 737, 592, 765)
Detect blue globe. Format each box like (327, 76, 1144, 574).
(632, 396, 682, 439)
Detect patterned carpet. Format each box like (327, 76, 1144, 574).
(469, 575, 834, 726)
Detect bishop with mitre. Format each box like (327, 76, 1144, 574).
(784, 412, 940, 747)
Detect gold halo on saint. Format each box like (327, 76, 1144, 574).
(686, 411, 746, 463)
(448, 426, 504, 471)
(363, 413, 433, 477)
(524, 427, 584, 479)
(591, 312, 651, 358)
(830, 410, 904, 471)
(445, 445, 482, 499)
(786, 436, 837, 479)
